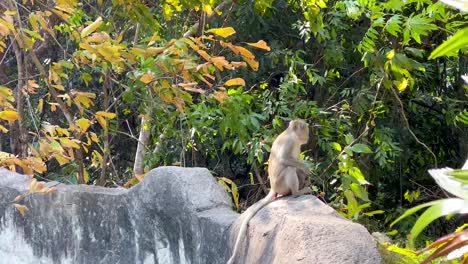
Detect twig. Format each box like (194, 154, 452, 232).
(390, 87, 438, 167)
(253, 163, 268, 195)
(338, 67, 365, 88)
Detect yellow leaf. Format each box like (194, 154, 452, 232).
(213, 90, 228, 103)
(84, 169, 89, 183)
(35, 182, 44, 192)
(207, 27, 236, 38)
(28, 158, 47, 174)
(246, 40, 271, 51)
(12, 204, 29, 217)
(96, 115, 107, 129)
(85, 32, 110, 43)
(231, 182, 239, 210)
(203, 4, 213, 16)
(231, 61, 247, 68)
(13, 195, 25, 202)
(44, 186, 57, 194)
(22, 80, 39, 94)
(140, 73, 154, 84)
(54, 154, 71, 166)
(0, 110, 18, 121)
(95, 43, 123, 63)
(29, 178, 37, 193)
(4, 11, 17, 16)
(37, 99, 43, 113)
(197, 49, 211, 61)
(59, 138, 81, 149)
(217, 179, 230, 191)
(135, 173, 145, 181)
(236, 46, 255, 60)
(81, 17, 103, 38)
(244, 57, 259, 71)
(397, 78, 408, 92)
(225, 78, 246, 86)
(0, 124, 8, 133)
(96, 111, 116, 119)
(73, 92, 95, 109)
(145, 47, 166, 56)
(91, 150, 103, 167)
(178, 83, 205, 94)
(211, 56, 232, 70)
(76, 118, 92, 133)
(124, 177, 140, 188)
(90, 132, 99, 143)
(386, 49, 395, 60)
(0, 16, 14, 35)
(0, 86, 15, 102)
(147, 33, 161, 46)
(49, 103, 59, 112)
(55, 127, 70, 137)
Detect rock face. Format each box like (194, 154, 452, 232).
(228, 196, 382, 264)
(0, 167, 236, 264)
(0, 167, 382, 264)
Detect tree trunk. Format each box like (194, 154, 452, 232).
(97, 73, 111, 186)
(133, 116, 151, 178)
(9, 23, 28, 162)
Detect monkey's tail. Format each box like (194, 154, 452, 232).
(226, 191, 276, 264)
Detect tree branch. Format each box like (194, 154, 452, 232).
(183, 0, 233, 37)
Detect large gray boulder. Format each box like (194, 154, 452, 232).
(0, 167, 381, 264)
(228, 196, 382, 264)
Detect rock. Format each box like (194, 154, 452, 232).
(0, 167, 381, 264)
(229, 195, 382, 264)
(0, 167, 237, 264)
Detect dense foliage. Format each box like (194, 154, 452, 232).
(0, 0, 467, 262)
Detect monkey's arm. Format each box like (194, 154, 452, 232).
(279, 158, 308, 173)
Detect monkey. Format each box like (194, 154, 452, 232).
(227, 119, 312, 264)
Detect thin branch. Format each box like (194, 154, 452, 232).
(321, 77, 384, 176)
(1, 74, 42, 86)
(253, 163, 268, 195)
(391, 87, 438, 167)
(338, 67, 365, 88)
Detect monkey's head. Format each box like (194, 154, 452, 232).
(289, 119, 309, 145)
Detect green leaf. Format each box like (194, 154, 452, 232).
(24, 29, 44, 41)
(364, 210, 385, 217)
(351, 143, 373, 153)
(384, 15, 402, 37)
(349, 167, 370, 185)
(410, 198, 466, 240)
(331, 142, 342, 151)
(450, 169, 468, 179)
(350, 183, 370, 201)
(403, 14, 437, 44)
(429, 27, 468, 59)
(390, 200, 438, 227)
(344, 190, 359, 219)
(345, 134, 354, 145)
